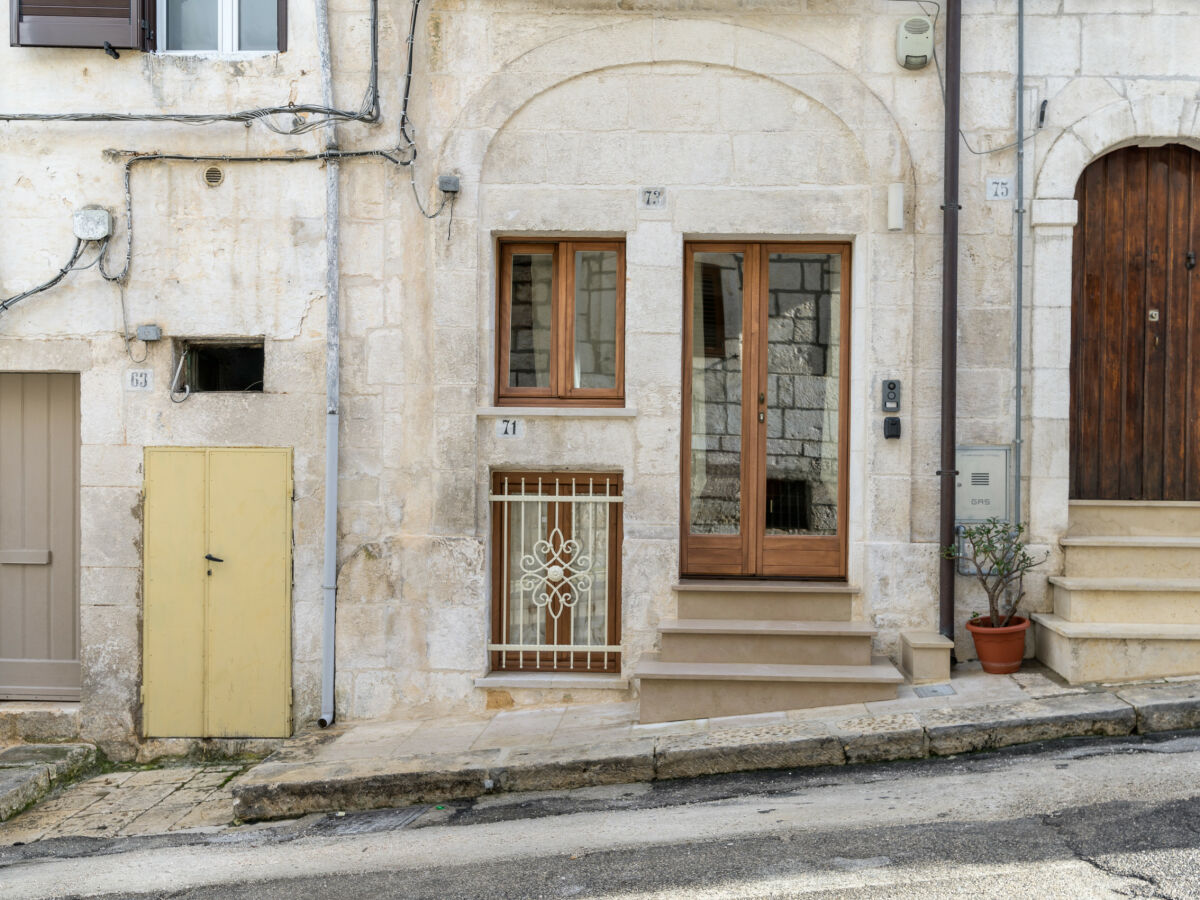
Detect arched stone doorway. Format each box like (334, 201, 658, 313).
(1070, 144, 1200, 501)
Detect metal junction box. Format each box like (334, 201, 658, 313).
(955, 445, 1011, 523)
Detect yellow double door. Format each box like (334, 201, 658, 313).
(143, 448, 292, 738)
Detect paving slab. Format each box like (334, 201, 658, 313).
(0, 744, 95, 822)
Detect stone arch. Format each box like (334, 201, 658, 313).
(1026, 93, 1200, 545)
(434, 18, 912, 189)
(1035, 95, 1200, 202)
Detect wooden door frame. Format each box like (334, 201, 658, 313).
(679, 242, 852, 579)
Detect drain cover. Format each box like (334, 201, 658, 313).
(914, 683, 956, 698)
(312, 806, 429, 835)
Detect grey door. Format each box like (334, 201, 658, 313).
(0, 373, 80, 700)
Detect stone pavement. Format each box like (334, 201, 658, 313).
(5, 664, 1200, 841)
(232, 663, 1200, 821)
(0, 763, 244, 844)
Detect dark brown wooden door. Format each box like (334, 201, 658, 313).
(1071, 144, 1200, 500)
(681, 243, 851, 578)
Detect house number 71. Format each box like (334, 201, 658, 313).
(496, 418, 524, 438)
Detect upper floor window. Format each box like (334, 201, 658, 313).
(497, 240, 625, 407)
(158, 0, 284, 51)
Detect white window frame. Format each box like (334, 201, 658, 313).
(156, 0, 271, 54)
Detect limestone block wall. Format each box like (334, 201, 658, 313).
(6, 0, 1200, 745)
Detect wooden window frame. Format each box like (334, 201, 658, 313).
(489, 472, 623, 674)
(496, 240, 625, 408)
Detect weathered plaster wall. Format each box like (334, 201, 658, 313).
(5, 0, 1200, 747)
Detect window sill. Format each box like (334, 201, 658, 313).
(478, 407, 637, 419)
(475, 673, 629, 692)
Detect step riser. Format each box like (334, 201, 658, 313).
(659, 633, 873, 667)
(1035, 626, 1200, 684)
(677, 593, 853, 622)
(1068, 504, 1200, 537)
(638, 679, 897, 724)
(1064, 546, 1200, 579)
(1054, 586, 1200, 625)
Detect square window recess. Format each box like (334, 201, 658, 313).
(178, 341, 265, 392)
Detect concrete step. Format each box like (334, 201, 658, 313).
(1050, 576, 1200, 624)
(1060, 536, 1200, 578)
(1067, 500, 1200, 538)
(1033, 612, 1200, 684)
(657, 619, 875, 666)
(635, 656, 903, 723)
(673, 581, 856, 622)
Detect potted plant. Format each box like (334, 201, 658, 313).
(944, 517, 1047, 674)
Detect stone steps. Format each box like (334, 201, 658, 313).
(658, 619, 875, 666)
(635, 582, 901, 723)
(637, 656, 903, 723)
(673, 580, 856, 621)
(1066, 500, 1200, 537)
(1060, 536, 1200, 579)
(1035, 502, 1200, 684)
(1034, 613, 1200, 683)
(1049, 576, 1200, 624)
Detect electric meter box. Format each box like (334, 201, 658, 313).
(955, 445, 1011, 523)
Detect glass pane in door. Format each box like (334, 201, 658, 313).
(689, 253, 744, 534)
(764, 253, 840, 535)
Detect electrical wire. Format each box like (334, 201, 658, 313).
(0, 0, 382, 135)
(0, 239, 85, 314)
(97, 147, 415, 285)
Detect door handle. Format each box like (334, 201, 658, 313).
(204, 554, 224, 563)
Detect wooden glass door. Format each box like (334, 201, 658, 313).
(681, 243, 850, 578)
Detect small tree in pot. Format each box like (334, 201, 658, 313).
(944, 518, 1047, 674)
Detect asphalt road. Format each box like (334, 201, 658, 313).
(4, 732, 1200, 899)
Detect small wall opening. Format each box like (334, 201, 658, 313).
(177, 341, 265, 392)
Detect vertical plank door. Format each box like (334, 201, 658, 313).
(143, 447, 292, 738)
(1071, 145, 1200, 500)
(0, 373, 80, 700)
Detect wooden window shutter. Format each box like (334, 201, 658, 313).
(11, 0, 146, 49)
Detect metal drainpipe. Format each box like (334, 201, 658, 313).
(1013, 0, 1026, 528)
(939, 0, 963, 647)
(317, 0, 340, 729)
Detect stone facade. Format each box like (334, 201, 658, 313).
(3, 0, 1199, 755)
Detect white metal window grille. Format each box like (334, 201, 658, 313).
(489, 473, 622, 673)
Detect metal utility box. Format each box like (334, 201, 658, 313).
(955, 445, 1011, 523)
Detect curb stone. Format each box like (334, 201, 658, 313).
(919, 693, 1135, 756)
(228, 688, 1195, 821)
(655, 722, 843, 780)
(0, 744, 96, 822)
(1113, 681, 1200, 733)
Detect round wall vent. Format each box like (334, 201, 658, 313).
(203, 165, 225, 187)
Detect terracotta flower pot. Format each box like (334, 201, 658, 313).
(965, 615, 1030, 674)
